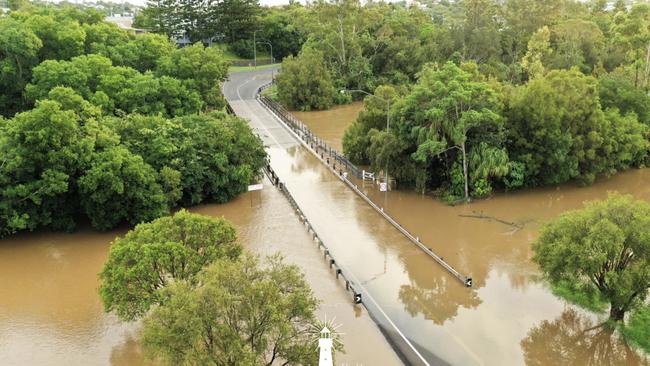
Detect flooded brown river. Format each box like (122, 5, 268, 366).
(0, 176, 400, 365)
(292, 102, 363, 152)
(1, 92, 649, 366)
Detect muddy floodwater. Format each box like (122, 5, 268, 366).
(278, 103, 650, 365)
(2, 88, 649, 365)
(292, 102, 363, 152)
(0, 176, 400, 366)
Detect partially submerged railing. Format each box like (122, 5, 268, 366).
(262, 162, 431, 366)
(264, 164, 363, 304)
(257, 87, 473, 288)
(257, 88, 363, 179)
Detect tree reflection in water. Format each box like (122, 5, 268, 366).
(398, 253, 481, 325)
(521, 308, 649, 366)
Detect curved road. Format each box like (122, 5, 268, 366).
(223, 69, 480, 366)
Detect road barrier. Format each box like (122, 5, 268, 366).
(257, 87, 363, 179)
(257, 85, 473, 288)
(263, 163, 364, 305)
(228, 82, 437, 365)
(262, 163, 430, 366)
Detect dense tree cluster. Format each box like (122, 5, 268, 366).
(100, 211, 329, 365)
(0, 5, 230, 117)
(142, 254, 323, 365)
(0, 6, 266, 237)
(99, 210, 242, 320)
(268, 0, 650, 200)
(136, 0, 305, 61)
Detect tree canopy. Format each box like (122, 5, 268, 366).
(275, 48, 336, 111)
(533, 193, 650, 322)
(142, 254, 322, 365)
(99, 210, 241, 321)
(0, 5, 265, 238)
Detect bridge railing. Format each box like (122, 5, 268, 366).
(257, 87, 363, 179)
(262, 163, 431, 366)
(256, 84, 473, 289)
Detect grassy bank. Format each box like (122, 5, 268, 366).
(229, 63, 280, 72)
(621, 305, 650, 354)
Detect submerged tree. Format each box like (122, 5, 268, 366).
(99, 210, 241, 320)
(533, 193, 650, 321)
(142, 254, 322, 365)
(405, 62, 507, 200)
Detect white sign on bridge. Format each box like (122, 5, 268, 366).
(248, 183, 264, 191)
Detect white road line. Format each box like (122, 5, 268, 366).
(235, 76, 285, 148)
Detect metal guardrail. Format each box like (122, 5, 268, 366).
(225, 101, 235, 115)
(263, 164, 364, 303)
(262, 163, 430, 366)
(257, 85, 473, 288)
(257, 90, 363, 179)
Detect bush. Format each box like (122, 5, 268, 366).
(229, 39, 255, 59)
(275, 48, 335, 111)
(621, 305, 650, 353)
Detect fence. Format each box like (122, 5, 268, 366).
(257, 84, 473, 288)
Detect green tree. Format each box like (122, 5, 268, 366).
(26, 54, 203, 117)
(521, 26, 552, 80)
(460, 0, 502, 63)
(599, 72, 650, 125)
(342, 86, 397, 165)
(533, 193, 650, 321)
(111, 73, 203, 117)
(78, 146, 168, 230)
(99, 210, 241, 321)
(212, 0, 260, 43)
(138, 0, 184, 38)
(25, 54, 113, 102)
(297, 0, 379, 92)
(156, 43, 229, 108)
(501, 0, 566, 63)
(507, 69, 632, 186)
(109, 33, 175, 72)
(259, 5, 305, 60)
(24, 14, 86, 61)
(105, 112, 266, 206)
(142, 254, 321, 365)
(550, 19, 604, 73)
(83, 21, 131, 56)
(364, 6, 431, 84)
(612, 3, 650, 90)
(405, 62, 506, 200)
(0, 99, 92, 236)
(276, 47, 335, 111)
(0, 18, 42, 116)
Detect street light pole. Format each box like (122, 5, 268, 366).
(253, 30, 257, 68)
(256, 41, 273, 64)
(340, 89, 391, 202)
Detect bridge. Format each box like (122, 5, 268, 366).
(223, 68, 483, 366)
